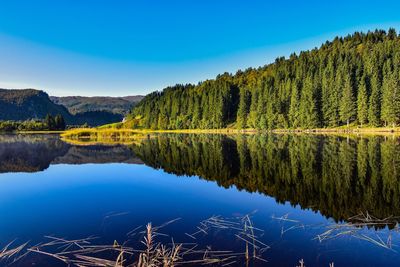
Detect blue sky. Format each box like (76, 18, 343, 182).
(0, 0, 399, 96)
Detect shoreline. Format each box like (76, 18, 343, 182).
(62, 127, 400, 137)
(3, 126, 400, 136)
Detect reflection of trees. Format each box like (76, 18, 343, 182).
(0, 135, 141, 173)
(131, 134, 400, 223)
(0, 135, 69, 173)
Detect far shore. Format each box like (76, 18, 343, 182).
(63, 126, 400, 136)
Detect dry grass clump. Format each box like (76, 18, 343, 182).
(315, 212, 398, 251)
(0, 240, 30, 265)
(22, 214, 269, 266)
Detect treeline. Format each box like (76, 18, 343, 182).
(131, 29, 400, 129)
(130, 134, 400, 224)
(0, 114, 66, 132)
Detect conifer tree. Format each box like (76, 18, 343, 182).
(381, 72, 400, 127)
(45, 114, 55, 130)
(368, 73, 382, 126)
(288, 81, 300, 128)
(357, 76, 369, 127)
(299, 77, 319, 128)
(54, 114, 66, 130)
(339, 76, 356, 127)
(236, 88, 249, 129)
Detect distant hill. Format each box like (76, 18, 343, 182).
(0, 89, 132, 126)
(50, 95, 143, 115)
(0, 89, 73, 122)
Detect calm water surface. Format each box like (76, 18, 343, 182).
(0, 134, 400, 266)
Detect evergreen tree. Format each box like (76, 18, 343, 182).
(368, 73, 382, 126)
(247, 90, 259, 128)
(339, 76, 356, 127)
(357, 76, 369, 127)
(381, 72, 400, 127)
(54, 114, 66, 130)
(236, 88, 250, 129)
(288, 81, 300, 128)
(299, 77, 319, 128)
(45, 114, 55, 130)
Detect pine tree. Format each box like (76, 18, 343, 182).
(247, 90, 259, 128)
(299, 77, 319, 128)
(45, 114, 55, 130)
(381, 72, 400, 127)
(357, 76, 368, 127)
(339, 76, 356, 127)
(54, 114, 66, 130)
(368, 73, 381, 126)
(236, 88, 250, 129)
(288, 81, 300, 128)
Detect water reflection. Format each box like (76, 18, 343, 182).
(129, 134, 400, 225)
(0, 134, 142, 173)
(1, 133, 400, 266)
(1, 133, 400, 224)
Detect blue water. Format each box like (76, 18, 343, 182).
(0, 134, 399, 266)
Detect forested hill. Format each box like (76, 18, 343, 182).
(0, 89, 73, 122)
(131, 29, 400, 130)
(0, 89, 124, 126)
(50, 95, 143, 115)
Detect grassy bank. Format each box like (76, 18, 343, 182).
(61, 125, 400, 140)
(60, 128, 148, 145)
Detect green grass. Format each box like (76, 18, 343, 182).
(60, 128, 148, 145)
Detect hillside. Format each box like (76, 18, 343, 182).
(131, 29, 400, 130)
(0, 89, 125, 126)
(51, 95, 143, 115)
(0, 89, 73, 122)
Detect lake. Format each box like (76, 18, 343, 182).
(0, 133, 400, 266)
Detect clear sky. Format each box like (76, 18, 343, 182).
(0, 0, 399, 96)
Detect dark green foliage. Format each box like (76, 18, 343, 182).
(45, 114, 56, 130)
(368, 70, 382, 126)
(236, 87, 250, 128)
(44, 113, 66, 130)
(0, 114, 66, 132)
(132, 29, 400, 129)
(54, 114, 66, 130)
(381, 72, 400, 127)
(339, 76, 356, 126)
(0, 120, 48, 132)
(357, 75, 369, 126)
(299, 76, 320, 128)
(132, 75, 239, 129)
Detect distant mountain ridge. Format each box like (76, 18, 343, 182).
(0, 89, 142, 126)
(50, 95, 143, 115)
(0, 88, 73, 122)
